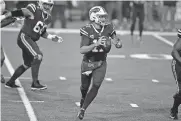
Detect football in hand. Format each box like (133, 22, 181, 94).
(100, 36, 112, 53)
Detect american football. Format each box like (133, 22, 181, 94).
(100, 36, 112, 53)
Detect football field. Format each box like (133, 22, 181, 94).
(1, 28, 180, 121)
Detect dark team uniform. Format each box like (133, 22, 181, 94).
(80, 23, 115, 86)
(17, 3, 51, 67)
(171, 29, 181, 92)
(130, 1, 145, 36)
(1, 11, 16, 68)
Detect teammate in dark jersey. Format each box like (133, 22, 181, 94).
(2, 0, 63, 90)
(170, 29, 181, 120)
(0, 0, 17, 83)
(130, 0, 145, 42)
(77, 6, 122, 120)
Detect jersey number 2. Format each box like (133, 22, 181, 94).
(33, 21, 47, 34)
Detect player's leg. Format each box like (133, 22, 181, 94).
(80, 73, 92, 108)
(78, 61, 107, 120)
(5, 34, 30, 88)
(138, 7, 145, 42)
(130, 6, 137, 42)
(1, 47, 5, 83)
(170, 60, 181, 120)
(18, 33, 46, 90)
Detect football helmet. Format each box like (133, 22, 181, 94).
(0, 0, 5, 15)
(38, 0, 54, 13)
(89, 6, 108, 26)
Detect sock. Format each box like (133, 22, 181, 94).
(81, 89, 88, 99)
(82, 86, 99, 110)
(1, 57, 5, 67)
(8, 65, 27, 83)
(31, 59, 41, 84)
(172, 93, 181, 111)
(139, 23, 143, 37)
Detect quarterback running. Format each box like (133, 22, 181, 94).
(77, 6, 122, 120)
(1, 0, 63, 90)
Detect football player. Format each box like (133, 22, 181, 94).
(170, 29, 181, 120)
(0, 0, 17, 83)
(1, 0, 63, 90)
(130, 1, 145, 42)
(77, 6, 122, 120)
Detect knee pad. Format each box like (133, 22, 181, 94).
(32, 54, 43, 64)
(35, 54, 43, 61)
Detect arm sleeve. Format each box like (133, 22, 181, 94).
(80, 26, 89, 37)
(1, 17, 16, 28)
(109, 23, 116, 38)
(26, 4, 36, 14)
(80, 35, 90, 48)
(178, 29, 181, 38)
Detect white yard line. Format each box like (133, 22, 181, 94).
(152, 34, 174, 47)
(8, 100, 44, 103)
(4, 52, 38, 121)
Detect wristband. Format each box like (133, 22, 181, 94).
(47, 34, 53, 39)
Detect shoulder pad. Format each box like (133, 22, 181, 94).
(178, 29, 181, 38)
(80, 25, 91, 37)
(26, 4, 36, 13)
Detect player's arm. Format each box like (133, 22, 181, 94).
(171, 38, 181, 64)
(80, 35, 98, 54)
(1, 17, 16, 28)
(1, 8, 33, 20)
(110, 31, 122, 48)
(0, 4, 37, 22)
(41, 29, 63, 43)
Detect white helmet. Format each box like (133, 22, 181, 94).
(0, 0, 6, 15)
(89, 6, 108, 26)
(38, 0, 54, 13)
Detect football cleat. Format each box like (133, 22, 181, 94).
(170, 108, 178, 120)
(80, 98, 85, 108)
(31, 80, 47, 90)
(5, 81, 20, 88)
(77, 108, 85, 120)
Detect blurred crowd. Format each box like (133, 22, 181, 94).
(4, 0, 181, 31)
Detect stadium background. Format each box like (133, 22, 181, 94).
(4, 1, 181, 30)
(1, 1, 181, 121)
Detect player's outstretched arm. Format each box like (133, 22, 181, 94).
(111, 34, 122, 48)
(171, 38, 181, 64)
(0, 8, 33, 22)
(1, 17, 16, 28)
(41, 30, 63, 43)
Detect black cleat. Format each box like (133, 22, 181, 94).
(80, 98, 85, 108)
(77, 108, 85, 120)
(1, 74, 5, 83)
(31, 80, 47, 90)
(170, 108, 178, 120)
(5, 81, 20, 88)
